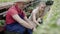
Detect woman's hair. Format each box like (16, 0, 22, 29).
(38, 2, 46, 7)
(35, 2, 46, 9)
(36, 2, 46, 18)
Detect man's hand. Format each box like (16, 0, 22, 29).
(28, 25, 34, 29)
(29, 21, 37, 27)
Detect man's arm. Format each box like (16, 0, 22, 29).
(12, 14, 33, 29)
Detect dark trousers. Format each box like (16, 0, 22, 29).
(5, 22, 33, 34)
(5, 29, 32, 34)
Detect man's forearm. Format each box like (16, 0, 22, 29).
(19, 19, 33, 29)
(12, 14, 33, 29)
(24, 17, 35, 27)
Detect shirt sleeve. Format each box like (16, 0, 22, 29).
(9, 7, 18, 16)
(22, 11, 26, 17)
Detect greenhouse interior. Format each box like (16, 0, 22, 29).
(0, 0, 60, 34)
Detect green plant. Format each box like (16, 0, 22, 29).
(0, 20, 5, 26)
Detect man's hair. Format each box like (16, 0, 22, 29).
(14, 0, 34, 3)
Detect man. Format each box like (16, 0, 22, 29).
(5, 0, 35, 34)
(29, 2, 46, 25)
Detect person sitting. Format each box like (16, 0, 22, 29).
(5, 0, 36, 34)
(29, 2, 46, 25)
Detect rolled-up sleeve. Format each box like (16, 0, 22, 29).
(9, 7, 18, 16)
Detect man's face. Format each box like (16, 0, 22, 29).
(17, 2, 27, 9)
(39, 4, 46, 11)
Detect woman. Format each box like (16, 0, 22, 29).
(29, 2, 46, 25)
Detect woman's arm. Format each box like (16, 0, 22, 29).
(32, 12, 40, 26)
(31, 7, 40, 26)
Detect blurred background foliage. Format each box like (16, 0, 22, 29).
(0, 0, 13, 2)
